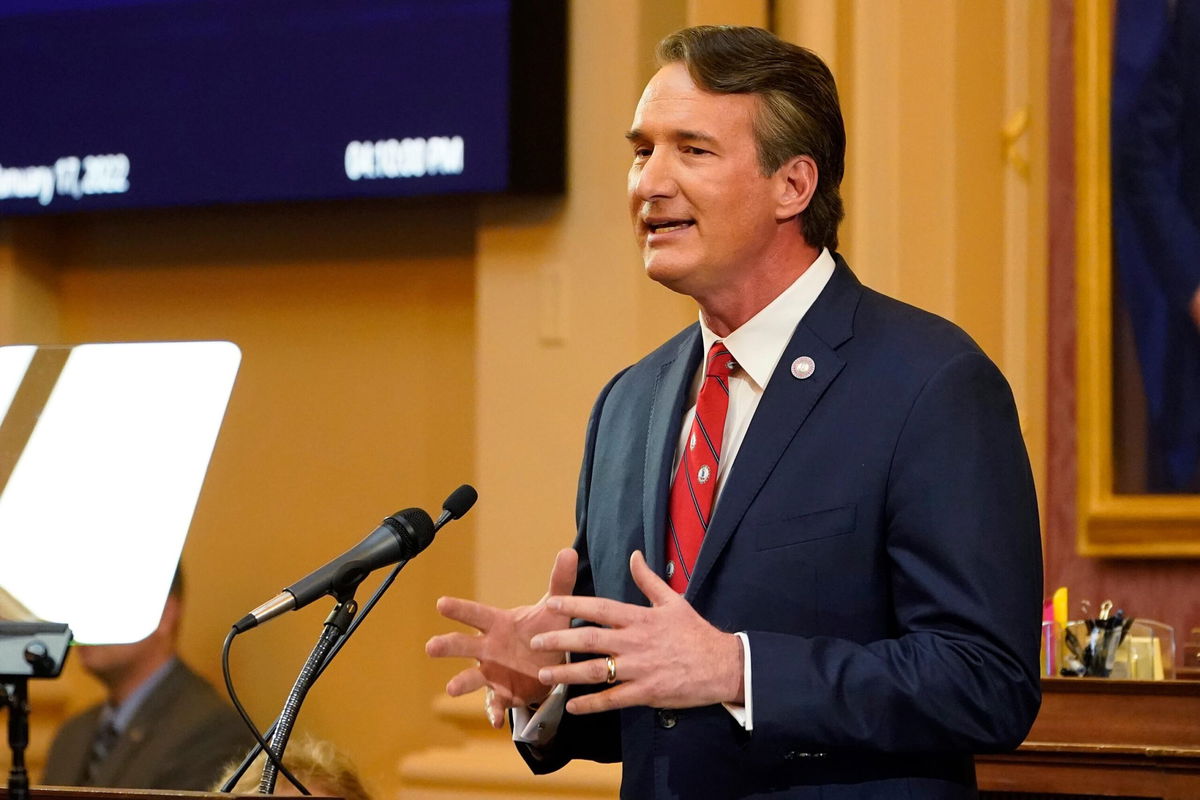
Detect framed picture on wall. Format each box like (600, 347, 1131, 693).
(1076, 0, 1200, 555)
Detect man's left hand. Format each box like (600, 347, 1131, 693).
(530, 550, 744, 714)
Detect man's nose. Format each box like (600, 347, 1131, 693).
(632, 149, 677, 201)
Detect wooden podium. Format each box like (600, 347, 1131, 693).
(12, 681, 1200, 800)
(0, 790, 338, 800)
(977, 678, 1200, 799)
(4, 791, 233, 800)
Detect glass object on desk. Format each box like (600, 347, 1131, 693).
(1056, 618, 1175, 679)
(1041, 620, 1062, 677)
(1181, 627, 1200, 671)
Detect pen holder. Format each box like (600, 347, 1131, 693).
(1057, 619, 1175, 679)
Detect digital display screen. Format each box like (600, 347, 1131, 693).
(0, 0, 565, 216)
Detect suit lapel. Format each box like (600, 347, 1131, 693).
(687, 260, 861, 598)
(93, 719, 148, 787)
(642, 330, 703, 578)
(56, 708, 103, 785)
(92, 660, 185, 787)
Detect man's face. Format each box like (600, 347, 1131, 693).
(627, 63, 788, 299)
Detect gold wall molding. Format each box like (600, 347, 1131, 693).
(1003, 107, 1031, 180)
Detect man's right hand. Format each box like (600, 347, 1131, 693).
(425, 547, 578, 728)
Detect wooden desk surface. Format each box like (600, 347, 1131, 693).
(978, 678, 1200, 799)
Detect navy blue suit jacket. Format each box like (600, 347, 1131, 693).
(522, 257, 1042, 798)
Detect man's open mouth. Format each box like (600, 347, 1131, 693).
(646, 219, 695, 234)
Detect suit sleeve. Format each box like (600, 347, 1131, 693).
(515, 368, 628, 773)
(744, 350, 1042, 757)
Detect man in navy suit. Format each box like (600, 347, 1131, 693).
(428, 26, 1042, 798)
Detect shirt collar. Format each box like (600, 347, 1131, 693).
(699, 248, 836, 390)
(107, 656, 176, 733)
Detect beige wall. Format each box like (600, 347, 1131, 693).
(1, 2, 1050, 797)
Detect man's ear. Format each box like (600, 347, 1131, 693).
(775, 155, 818, 221)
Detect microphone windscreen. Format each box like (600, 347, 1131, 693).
(443, 484, 478, 520)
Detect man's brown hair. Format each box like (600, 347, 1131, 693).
(657, 26, 846, 251)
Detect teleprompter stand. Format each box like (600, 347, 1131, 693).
(0, 622, 71, 800)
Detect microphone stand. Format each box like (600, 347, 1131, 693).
(221, 559, 411, 792)
(224, 489, 475, 793)
(258, 594, 358, 794)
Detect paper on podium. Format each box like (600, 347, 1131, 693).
(0, 341, 240, 644)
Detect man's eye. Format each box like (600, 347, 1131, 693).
(632, 147, 652, 159)
(683, 146, 710, 155)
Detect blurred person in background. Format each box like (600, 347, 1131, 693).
(42, 567, 253, 790)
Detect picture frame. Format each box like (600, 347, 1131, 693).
(1075, 1, 1200, 556)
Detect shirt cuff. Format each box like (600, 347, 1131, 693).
(512, 683, 568, 744)
(721, 631, 753, 730)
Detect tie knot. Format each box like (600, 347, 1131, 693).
(706, 343, 737, 378)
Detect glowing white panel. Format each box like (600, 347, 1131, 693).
(0, 345, 36, 422)
(0, 341, 240, 643)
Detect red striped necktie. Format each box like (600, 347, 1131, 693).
(665, 341, 737, 593)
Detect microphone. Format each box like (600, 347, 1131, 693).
(233, 507, 435, 632)
(217, 487, 477, 794)
(435, 484, 477, 530)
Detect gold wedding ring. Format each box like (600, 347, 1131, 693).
(605, 655, 618, 684)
